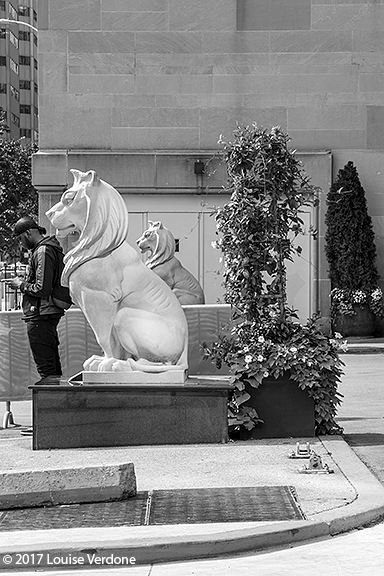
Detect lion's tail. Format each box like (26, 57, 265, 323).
(127, 358, 188, 373)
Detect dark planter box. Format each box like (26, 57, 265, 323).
(333, 305, 375, 337)
(240, 373, 315, 439)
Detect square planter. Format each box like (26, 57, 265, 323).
(240, 373, 315, 439)
(333, 304, 375, 337)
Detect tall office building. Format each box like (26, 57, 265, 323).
(0, 0, 38, 142)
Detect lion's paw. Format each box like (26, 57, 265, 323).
(111, 359, 134, 372)
(83, 355, 104, 371)
(96, 357, 119, 372)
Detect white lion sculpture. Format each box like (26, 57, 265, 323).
(46, 169, 188, 373)
(136, 221, 205, 305)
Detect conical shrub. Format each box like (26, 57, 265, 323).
(325, 161, 383, 318)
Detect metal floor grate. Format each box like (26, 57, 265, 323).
(0, 486, 305, 531)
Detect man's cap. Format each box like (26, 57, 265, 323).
(13, 217, 39, 237)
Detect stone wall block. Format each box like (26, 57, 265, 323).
(135, 32, 203, 54)
(101, 0, 168, 10)
(169, 0, 235, 31)
(199, 107, 288, 148)
(113, 107, 199, 128)
(136, 75, 213, 95)
(69, 54, 135, 75)
(39, 106, 112, 150)
(360, 74, 384, 93)
(33, 153, 68, 188)
(112, 127, 199, 150)
(69, 75, 135, 94)
(367, 106, 384, 149)
(237, 0, 311, 31)
(270, 30, 353, 53)
(38, 31, 68, 54)
(202, 32, 269, 54)
(49, 0, 102, 30)
(288, 129, 366, 150)
(288, 105, 366, 131)
(39, 53, 67, 95)
(67, 153, 157, 189)
(102, 12, 168, 31)
(69, 31, 135, 54)
(312, 5, 384, 31)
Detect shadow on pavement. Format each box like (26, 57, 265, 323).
(343, 433, 384, 446)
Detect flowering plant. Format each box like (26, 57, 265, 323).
(330, 287, 384, 318)
(204, 124, 344, 435)
(203, 311, 346, 435)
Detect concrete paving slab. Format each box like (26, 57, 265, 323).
(0, 463, 136, 510)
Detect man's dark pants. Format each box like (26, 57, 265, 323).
(26, 315, 63, 383)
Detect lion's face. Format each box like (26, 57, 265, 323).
(136, 221, 175, 268)
(46, 186, 88, 239)
(136, 227, 158, 255)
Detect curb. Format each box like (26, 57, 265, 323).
(1, 436, 384, 569)
(0, 464, 136, 510)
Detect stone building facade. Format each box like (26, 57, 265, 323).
(33, 0, 384, 317)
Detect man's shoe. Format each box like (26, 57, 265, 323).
(20, 427, 33, 436)
(34, 375, 62, 386)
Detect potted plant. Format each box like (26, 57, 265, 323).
(203, 124, 345, 437)
(325, 161, 384, 336)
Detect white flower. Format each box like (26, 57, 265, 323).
(289, 347, 298, 354)
(371, 287, 383, 301)
(334, 332, 343, 339)
(258, 336, 265, 343)
(243, 346, 250, 352)
(263, 371, 269, 377)
(245, 354, 253, 364)
(210, 241, 217, 249)
(257, 355, 264, 362)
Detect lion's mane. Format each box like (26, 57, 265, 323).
(62, 176, 129, 286)
(144, 222, 176, 270)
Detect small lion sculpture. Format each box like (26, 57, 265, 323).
(136, 221, 205, 305)
(46, 169, 188, 373)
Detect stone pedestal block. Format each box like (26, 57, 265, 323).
(32, 378, 232, 450)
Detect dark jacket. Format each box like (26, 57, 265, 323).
(20, 236, 71, 320)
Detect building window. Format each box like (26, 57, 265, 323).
(33, 34, 37, 46)
(0, 83, 6, 93)
(20, 128, 31, 138)
(33, 82, 38, 94)
(8, 4, 17, 20)
(10, 85, 19, 100)
(19, 55, 30, 66)
(19, 30, 30, 41)
(19, 79, 30, 89)
(9, 58, 18, 74)
(11, 112, 19, 127)
(20, 104, 30, 114)
(33, 105, 38, 117)
(18, 6, 30, 17)
(0, 56, 6, 66)
(9, 30, 18, 48)
(34, 58, 37, 70)
(0, 1, 5, 11)
(0, 27, 6, 38)
(33, 9, 37, 22)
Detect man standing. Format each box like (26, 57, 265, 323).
(4, 217, 72, 435)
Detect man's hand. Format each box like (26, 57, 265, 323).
(3, 277, 23, 290)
